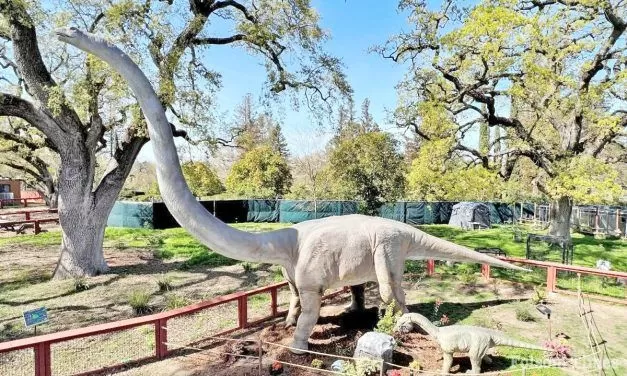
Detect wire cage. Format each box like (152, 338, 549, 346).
(526, 233, 573, 265)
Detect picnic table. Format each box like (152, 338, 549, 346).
(0, 217, 59, 234)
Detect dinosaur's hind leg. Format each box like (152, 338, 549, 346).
(290, 289, 321, 354)
(345, 284, 366, 312)
(441, 352, 453, 375)
(467, 347, 488, 374)
(285, 279, 301, 327)
(374, 247, 408, 313)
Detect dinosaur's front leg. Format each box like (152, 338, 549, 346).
(344, 284, 366, 312)
(290, 289, 322, 354)
(441, 352, 453, 375)
(284, 279, 301, 327)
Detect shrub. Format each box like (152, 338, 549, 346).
(156, 274, 173, 292)
(310, 359, 323, 369)
(128, 290, 152, 315)
(544, 339, 572, 359)
(164, 293, 190, 310)
(515, 305, 535, 322)
(73, 276, 90, 292)
(147, 235, 163, 247)
(532, 286, 547, 304)
(341, 358, 380, 376)
(408, 359, 421, 372)
(113, 240, 128, 250)
(375, 301, 402, 335)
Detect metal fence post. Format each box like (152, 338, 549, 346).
(481, 264, 490, 281)
(270, 287, 278, 316)
(34, 342, 51, 376)
(546, 266, 557, 293)
(155, 319, 168, 359)
(238, 296, 248, 329)
(426, 259, 435, 276)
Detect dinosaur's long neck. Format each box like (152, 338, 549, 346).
(406, 313, 439, 337)
(69, 32, 293, 266)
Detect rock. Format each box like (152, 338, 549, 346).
(330, 360, 345, 372)
(353, 332, 396, 367)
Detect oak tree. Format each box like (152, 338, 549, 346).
(382, 0, 626, 238)
(0, 0, 349, 277)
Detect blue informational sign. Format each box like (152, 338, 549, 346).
(23, 307, 48, 327)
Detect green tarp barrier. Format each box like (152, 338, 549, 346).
(278, 200, 358, 223)
(107, 201, 153, 228)
(247, 200, 279, 222)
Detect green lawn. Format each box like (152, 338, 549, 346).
(418, 224, 626, 298)
(1, 222, 624, 296)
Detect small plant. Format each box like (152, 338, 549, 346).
(457, 264, 478, 285)
(341, 358, 380, 376)
(164, 293, 189, 310)
(128, 290, 152, 315)
(113, 240, 128, 250)
(147, 235, 163, 247)
(156, 274, 173, 292)
(73, 276, 90, 292)
(515, 305, 535, 322)
(310, 358, 324, 369)
(439, 314, 450, 325)
(431, 298, 443, 322)
(375, 300, 402, 335)
(408, 359, 421, 373)
(531, 286, 547, 304)
(242, 262, 257, 273)
(544, 339, 572, 359)
(269, 360, 284, 375)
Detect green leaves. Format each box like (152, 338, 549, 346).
(547, 156, 622, 204)
(328, 132, 406, 214)
(225, 146, 292, 198)
(181, 161, 224, 198)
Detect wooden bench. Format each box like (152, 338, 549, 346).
(0, 217, 59, 234)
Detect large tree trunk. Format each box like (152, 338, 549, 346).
(52, 146, 130, 279)
(53, 205, 109, 278)
(547, 196, 573, 240)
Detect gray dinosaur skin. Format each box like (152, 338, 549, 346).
(395, 313, 548, 374)
(55, 27, 527, 354)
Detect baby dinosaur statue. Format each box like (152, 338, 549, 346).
(395, 313, 548, 374)
(55, 27, 526, 354)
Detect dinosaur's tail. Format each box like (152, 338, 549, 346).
(492, 335, 549, 351)
(407, 230, 528, 271)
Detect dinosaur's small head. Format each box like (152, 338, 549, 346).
(54, 27, 81, 43)
(54, 27, 100, 51)
(393, 319, 414, 334)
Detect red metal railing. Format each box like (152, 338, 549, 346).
(427, 257, 627, 298)
(0, 281, 346, 376)
(1, 209, 58, 220)
(0, 198, 45, 209)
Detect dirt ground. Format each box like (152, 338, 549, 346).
(113, 282, 627, 376)
(1, 223, 625, 375)
(0, 242, 284, 341)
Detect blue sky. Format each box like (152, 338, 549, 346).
(213, 0, 409, 133)
(142, 0, 414, 160)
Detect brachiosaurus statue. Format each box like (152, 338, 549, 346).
(395, 312, 549, 374)
(55, 27, 526, 354)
